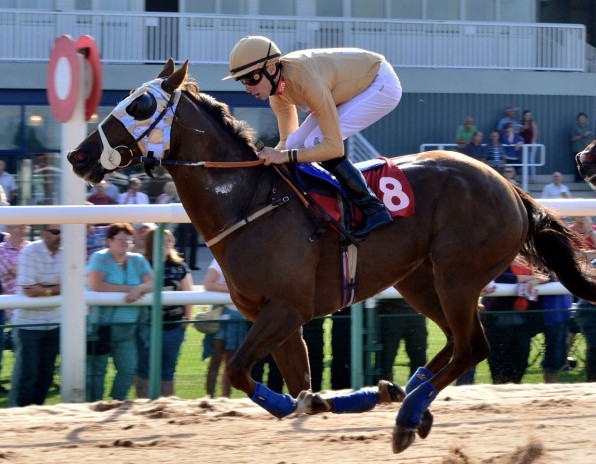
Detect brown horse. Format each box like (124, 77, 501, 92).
(69, 60, 596, 454)
(577, 138, 596, 188)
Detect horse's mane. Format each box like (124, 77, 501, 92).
(180, 76, 256, 151)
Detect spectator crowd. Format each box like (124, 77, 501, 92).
(453, 107, 591, 194)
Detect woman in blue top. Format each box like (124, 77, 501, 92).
(86, 223, 153, 401)
(135, 228, 193, 398)
(499, 123, 524, 162)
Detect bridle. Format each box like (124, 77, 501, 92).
(97, 79, 183, 174)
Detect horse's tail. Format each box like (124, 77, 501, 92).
(515, 185, 596, 301)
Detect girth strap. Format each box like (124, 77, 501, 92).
(341, 243, 359, 308)
(205, 196, 292, 247)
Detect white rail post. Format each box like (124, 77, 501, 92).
(59, 52, 87, 403)
(521, 146, 529, 192)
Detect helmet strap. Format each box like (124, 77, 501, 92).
(266, 63, 282, 96)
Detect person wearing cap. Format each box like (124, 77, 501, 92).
(496, 106, 520, 134)
(223, 36, 402, 238)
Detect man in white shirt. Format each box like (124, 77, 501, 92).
(118, 177, 150, 204)
(541, 171, 571, 199)
(11, 224, 62, 407)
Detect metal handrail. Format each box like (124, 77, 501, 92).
(419, 143, 546, 191)
(0, 9, 585, 71)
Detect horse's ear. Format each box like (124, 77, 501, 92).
(157, 58, 175, 79)
(162, 60, 188, 94)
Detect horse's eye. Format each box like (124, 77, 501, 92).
(126, 92, 157, 121)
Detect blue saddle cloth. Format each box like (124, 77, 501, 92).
(293, 159, 384, 197)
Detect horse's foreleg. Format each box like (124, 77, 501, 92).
(226, 303, 306, 418)
(270, 330, 311, 397)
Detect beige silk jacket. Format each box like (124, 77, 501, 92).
(269, 48, 383, 161)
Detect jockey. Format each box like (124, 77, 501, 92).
(223, 36, 402, 238)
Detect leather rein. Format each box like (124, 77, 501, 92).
(142, 153, 310, 247)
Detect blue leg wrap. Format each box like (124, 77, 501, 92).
(250, 382, 297, 419)
(406, 366, 434, 393)
(332, 388, 379, 414)
(397, 381, 438, 429)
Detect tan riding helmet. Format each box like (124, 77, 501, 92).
(222, 36, 281, 81)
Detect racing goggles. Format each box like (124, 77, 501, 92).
(238, 70, 265, 86)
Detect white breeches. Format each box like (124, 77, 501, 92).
(286, 60, 402, 151)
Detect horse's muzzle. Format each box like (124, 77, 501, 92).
(67, 149, 106, 184)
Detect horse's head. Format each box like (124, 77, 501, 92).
(576, 138, 596, 190)
(68, 58, 188, 183)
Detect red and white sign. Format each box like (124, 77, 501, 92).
(76, 35, 102, 121)
(47, 35, 80, 122)
(47, 34, 102, 122)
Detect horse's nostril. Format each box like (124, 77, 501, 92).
(72, 152, 87, 162)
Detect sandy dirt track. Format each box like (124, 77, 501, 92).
(0, 383, 595, 464)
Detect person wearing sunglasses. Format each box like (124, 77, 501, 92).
(10, 225, 62, 407)
(223, 36, 403, 238)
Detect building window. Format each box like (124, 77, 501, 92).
(426, 0, 459, 20)
(316, 0, 342, 17)
(22, 107, 59, 152)
(388, 0, 422, 19)
(499, 0, 531, 22)
(259, 0, 295, 16)
(221, 0, 246, 14)
(94, 0, 131, 11)
(466, 0, 496, 21)
(183, 0, 215, 13)
(182, 0, 246, 14)
(0, 106, 21, 150)
(14, 0, 49, 8)
(74, 0, 92, 9)
(352, 0, 384, 18)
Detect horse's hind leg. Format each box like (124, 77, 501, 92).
(396, 262, 455, 375)
(392, 263, 451, 447)
(392, 261, 489, 453)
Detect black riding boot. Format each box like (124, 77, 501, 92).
(322, 157, 392, 238)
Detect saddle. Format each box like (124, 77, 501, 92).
(290, 157, 415, 237)
(282, 157, 416, 308)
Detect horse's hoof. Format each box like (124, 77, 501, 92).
(295, 390, 332, 415)
(378, 380, 406, 404)
(417, 409, 434, 439)
(392, 425, 416, 454)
